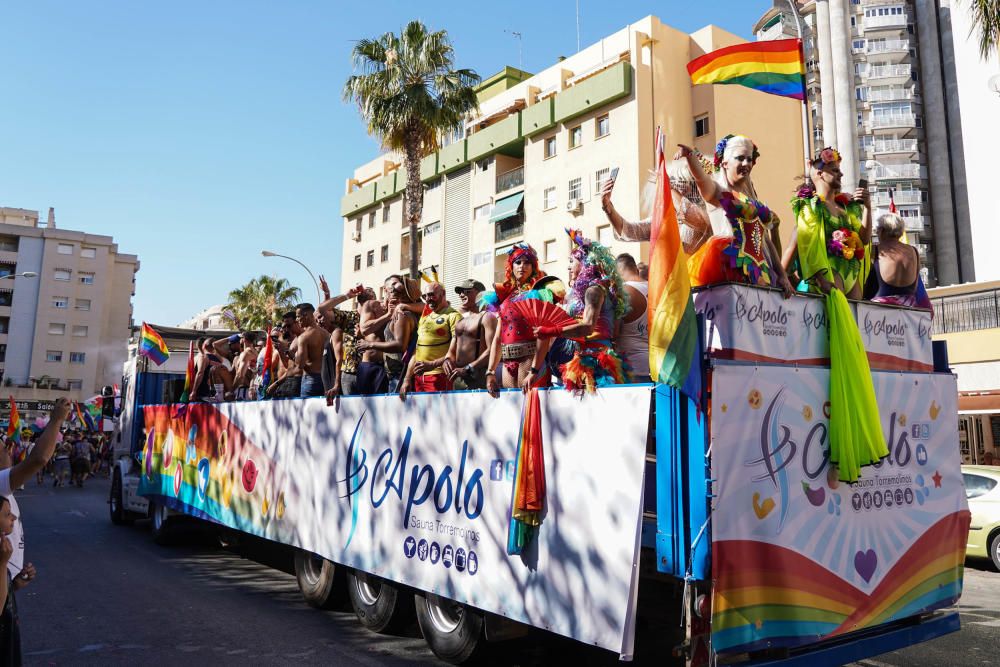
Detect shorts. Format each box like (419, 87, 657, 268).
(414, 374, 452, 393)
(300, 373, 324, 398)
(340, 372, 358, 396)
(54, 458, 71, 477)
(355, 362, 388, 396)
(452, 367, 486, 391)
(234, 387, 249, 401)
(270, 376, 301, 399)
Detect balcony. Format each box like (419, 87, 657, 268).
(496, 166, 524, 194)
(864, 12, 908, 32)
(872, 190, 922, 206)
(870, 163, 924, 180)
(757, 18, 792, 42)
(930, 287, 1000, 334)
(866, 64, 911, 84)
(872, 138, 918, 156)
(903, 216, 925, 233)
(495, 217, 524, 244)
(866, 39, 910, 60)
(867, 113, 917, 132)
(867, 87, 913, 103)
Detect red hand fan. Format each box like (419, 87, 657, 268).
(506, 298, 581, 341)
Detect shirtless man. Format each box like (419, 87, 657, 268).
(447, 279, 496, 391)
(293, 303, 328, 398)
(350, 287, 389, 395)
(356, 275, 419, 393)
(231, 333, 258, 400)
(191, 337, 233, 401)
(266, 316, 303, 398)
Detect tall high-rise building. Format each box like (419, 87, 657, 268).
(338, 16, 805, 295)
(753, 0, 975, 287)
(0, 206, 138, 422)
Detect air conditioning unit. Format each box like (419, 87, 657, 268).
(566, 199, 582, 214)
(351, 231, 362, 242)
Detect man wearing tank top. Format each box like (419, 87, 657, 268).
(615, 253, 650, 383)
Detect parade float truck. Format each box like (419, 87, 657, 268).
(110, 285, 970, 666)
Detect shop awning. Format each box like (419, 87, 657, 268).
(489, 192, 524, 224)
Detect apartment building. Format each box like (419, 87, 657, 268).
(178, 304, 234, 331)
(753, 0, 975, 287)
(0, 206, 138, 422)
(339, 15, 805, 295)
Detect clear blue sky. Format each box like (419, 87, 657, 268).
(0, 1, 769, 326)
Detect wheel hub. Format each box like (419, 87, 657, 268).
(426, 594, 464, 634)
(353, 572, 383, 606)
(300, 554, 325, 586)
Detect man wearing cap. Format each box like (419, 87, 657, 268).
(399, 282, 461, 400)
(447, 279, 496, 391)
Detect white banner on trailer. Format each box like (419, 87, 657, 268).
(139, 387, 652, 656)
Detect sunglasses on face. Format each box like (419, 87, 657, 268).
(421, 293, 438, 301)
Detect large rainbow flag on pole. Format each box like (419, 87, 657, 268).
(687, 38, 806, 101)
(138, 322, 170, 366)
(647, 128, 700, 398)
(6, 396, 22, 446)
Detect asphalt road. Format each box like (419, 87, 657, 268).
(11, 476, 1000, 666)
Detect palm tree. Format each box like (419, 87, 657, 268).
(966, 0, 1000, 60)
(344, 20, 480, 279)
(225, 275, 301, 330)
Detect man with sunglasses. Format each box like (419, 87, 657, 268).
(399, 282, 461, 400)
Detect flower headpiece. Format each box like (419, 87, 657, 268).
(563, 228, 629, 322)
(813, 147, 842, 170)
(714, 134, 760, 169)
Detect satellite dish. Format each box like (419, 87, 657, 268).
(989, 74, 1000, 95)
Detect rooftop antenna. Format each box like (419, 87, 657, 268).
(505, 29, 523, 69)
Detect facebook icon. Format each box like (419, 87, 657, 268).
(489, 459, 504, 481)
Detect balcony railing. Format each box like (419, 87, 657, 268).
(495, 220, 524, 243)
(868, 88, 913, 103)
(864, 14, 908, 30)
(904, 216, 924, 233)
(872, 190, 922, 206)
(496, 166, 524, 193)
(874, 138, 918, 153)
(867, 64, 911, 80)
(871, 164, 923, 180)
(868, 113, 916, 129)
(866, 39, 910, 55)
(931, 288, 1000, 335)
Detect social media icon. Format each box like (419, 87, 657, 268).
(429, 542, 440, 564)
(915, 444, 928, 466)
(455, 548, 467, 573)
(442, 545, 454, 569)
(404, 536, 417, 559)
(417, 539, 429, 561)
(505, 461, 515, 481)
(467, 551, 478, 576)
(490, 459, 503, 481)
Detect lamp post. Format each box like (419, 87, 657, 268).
(0, 271, 38, 280)
(260, 251, 322, 305)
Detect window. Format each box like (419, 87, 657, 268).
(472, 251, 492, 266)
(46, 350, 63, 362)
(79, 272, 95, 284)
(568, 177, 582, 202)
(366, 250, 375, 267)
(424, 221, 441, 234)
(368, 211, 376, 229)
(853, 39, 865, 50)
(52, 296, 68, 309)
(380, 245, 389, 262)
(543, 186, 557, 210)
(597, 225, 614, 246)
(353, 255, 361, 271)
(75, 298, 91, 311)
(695, 115, 710, 138)
(48, 323, 66, 335)
(57, 243, 73, 255)
(382, 205, 391, 223)
(67, 379, 83, 390)
(569, 125, 583, 149)
(476, 157, 493, 172)
(73, 325, 88, 337)
(81, 247, 96, 258)
(544, 239, 558, 263)
(595, 168, 610, 196)
(596, 115, 610, 138)
(474, 203, 492, 220)
(544, 136, 557, 159)
(963, 473, 998, 499)
(426, 178, 441, 191)
(70, 352, 86, 364)
(54, 269, 71, 282)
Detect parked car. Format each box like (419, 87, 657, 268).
(962, 465, 1000, 570)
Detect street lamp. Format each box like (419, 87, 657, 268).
(0, 271, 38, 280)
(260, 250, 322, 305)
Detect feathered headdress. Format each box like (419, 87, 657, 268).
(563, 228, 629, 322)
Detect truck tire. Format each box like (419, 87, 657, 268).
(109, 470, 133, 526)
(294, 550, 343, 609)
(990, 530, 1000, 572)
(346, 569, 412, 633)
(149, 501, 173, 545)
(415, 591, 485, 664)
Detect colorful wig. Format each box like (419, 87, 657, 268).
(564, 229, 629, 321)
(479, 243, 545, 312)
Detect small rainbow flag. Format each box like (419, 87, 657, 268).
(648, 128, 700, 397)
(179, 340, 195, 403)
(687, 38, 806, 101)
(138, 322, 170, 366)
(6, 396, 22, 446)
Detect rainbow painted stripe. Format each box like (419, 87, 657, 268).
(711, 511, 970, 653)
(687, 38, 806, 101)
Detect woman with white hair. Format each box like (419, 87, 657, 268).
(676, 134, 793, 296)
(871, 213, 932, 310)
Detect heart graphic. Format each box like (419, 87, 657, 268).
(854, 549, 878, 583)
(753, 492, 776, 520)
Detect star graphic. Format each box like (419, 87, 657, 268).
(932, 471, 942, 488)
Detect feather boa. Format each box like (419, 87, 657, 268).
(560, 347, 626, 395)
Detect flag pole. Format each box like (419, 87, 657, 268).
(786, 0, 812, 172)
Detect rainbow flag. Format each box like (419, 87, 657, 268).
(687, 38, 806, 101)
(507, 389, 545, 555)
(179, 340, 195, 403)
(648, 128, 700, 397)
(138, 322, 170, 366)
(6, 396, 21, 446)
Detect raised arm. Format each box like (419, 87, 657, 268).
(10, 398, 71, 488)
(676, 144, 720, 207)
